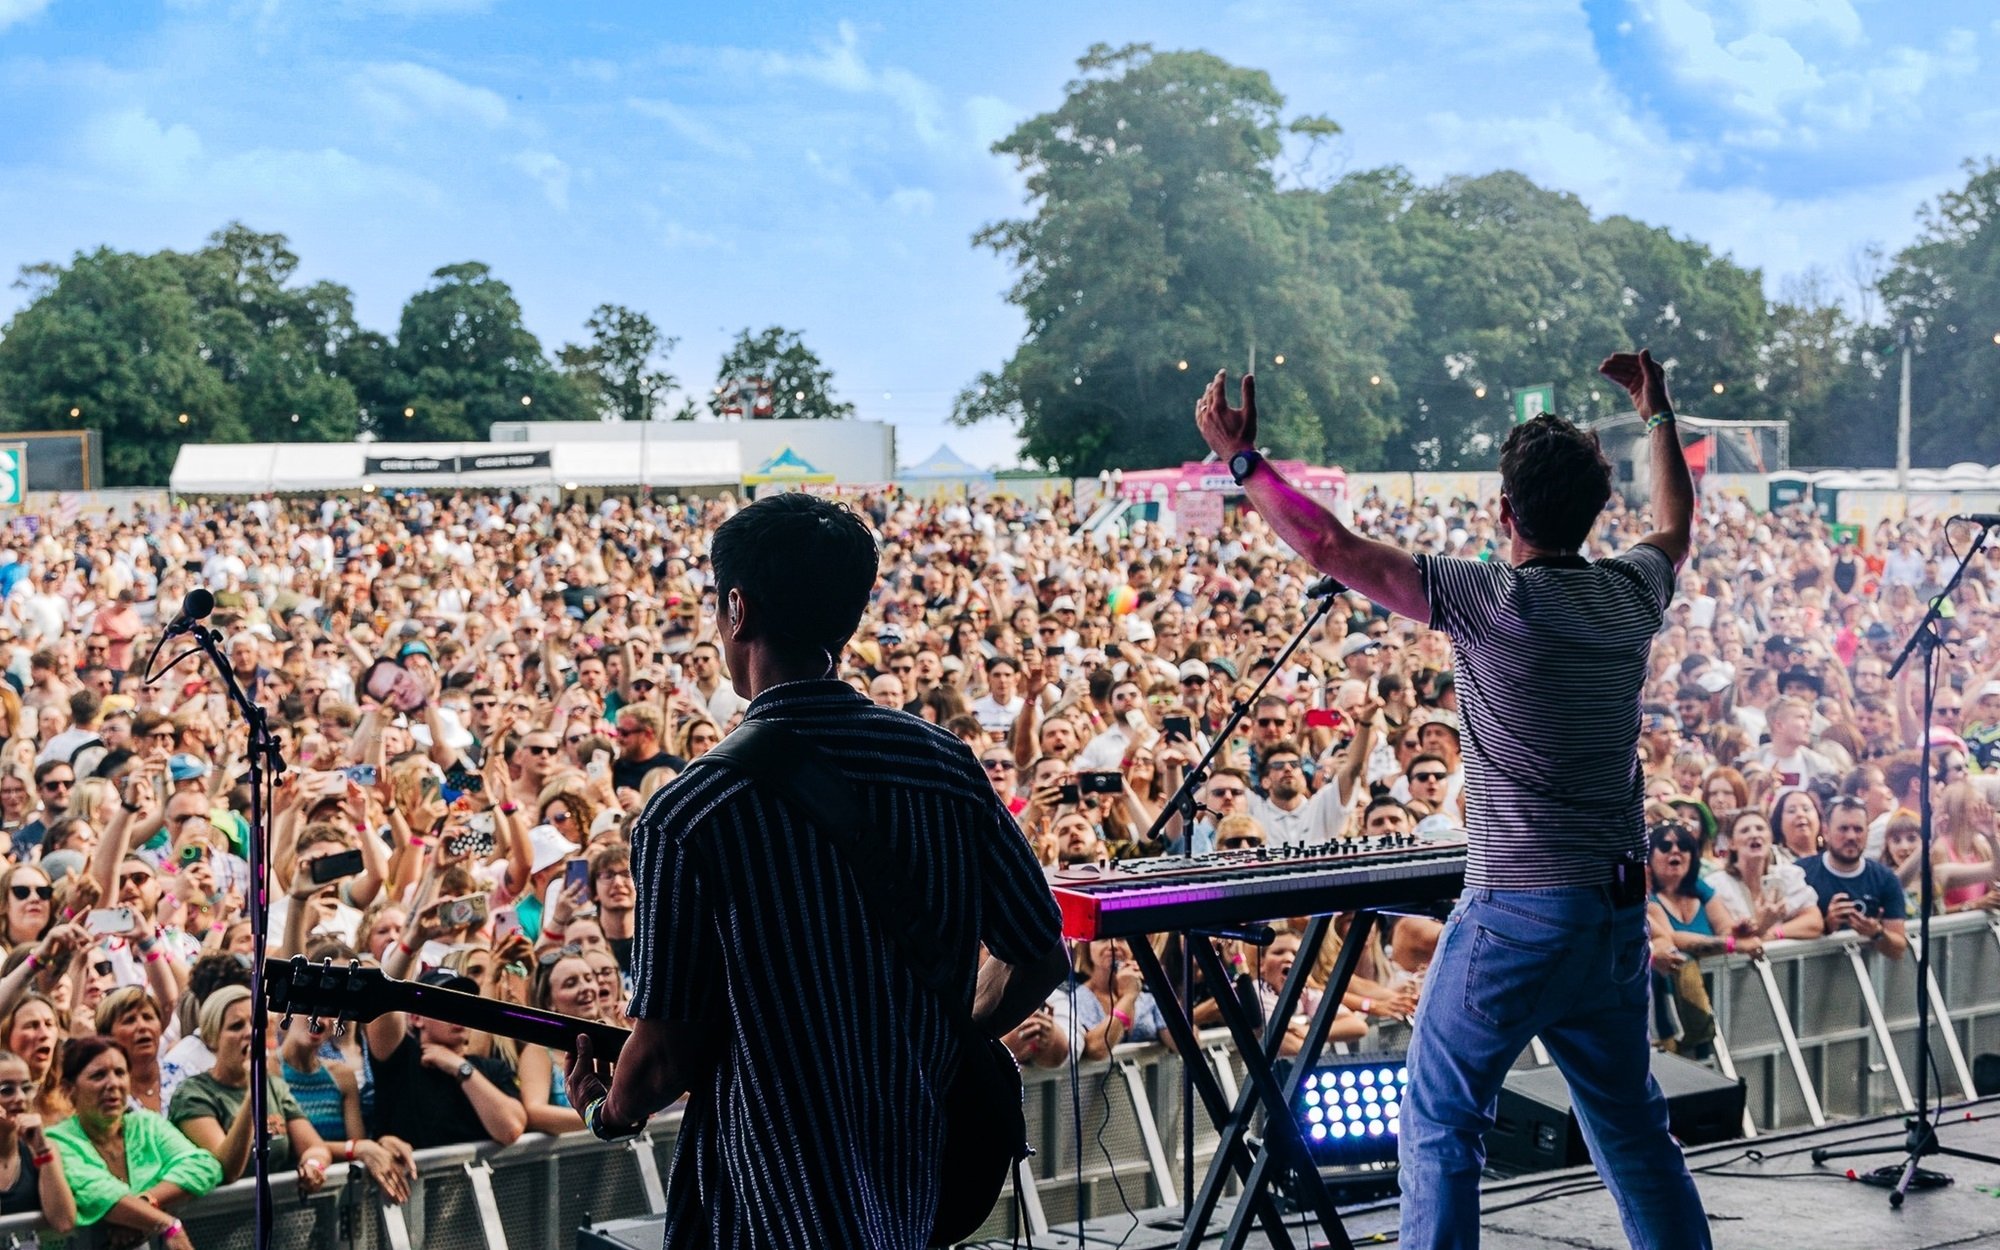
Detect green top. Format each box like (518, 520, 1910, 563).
(47, 1109, 224, 1227)
(168, 1071, 308, 1172)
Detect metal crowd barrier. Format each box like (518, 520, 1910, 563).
(4, 916, 1997, 1247)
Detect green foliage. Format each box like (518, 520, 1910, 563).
(376, 262, 587, 440)
(958, 44, 1398, 473)
(559, 304, 678, 424)
(1878, 159, 2000, 467)
(698, 326, 853, 420)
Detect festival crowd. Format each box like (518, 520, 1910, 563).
(0, 477, 1990, 1241)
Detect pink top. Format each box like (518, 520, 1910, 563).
(1934, 834, 1992, 909)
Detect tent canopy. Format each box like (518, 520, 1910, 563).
(903, 443, 993, 480)
(170, 440, 742, 495)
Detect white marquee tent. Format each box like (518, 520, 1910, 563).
(168, 440, 743, 495)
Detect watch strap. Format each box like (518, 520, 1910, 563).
(1229, 449, 1264, 486)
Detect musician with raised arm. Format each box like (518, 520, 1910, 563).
(1196, 350, 1709, 1250)
(565, 492, 1070, 1250)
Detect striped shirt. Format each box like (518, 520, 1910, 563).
(629, 678, 1062, 1250)
(1416, 544, 1675, 890)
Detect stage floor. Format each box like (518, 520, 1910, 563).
(977, 1097, 2000, 1250)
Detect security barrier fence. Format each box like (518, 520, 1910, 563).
(3, 913, 1997, 1248)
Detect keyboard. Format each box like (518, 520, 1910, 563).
(1050, 836, 1467, 940)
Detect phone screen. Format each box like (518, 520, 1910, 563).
(564, 859, 591, 895)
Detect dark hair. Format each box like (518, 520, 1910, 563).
(1498, 413, 1612, 552)
(60, 1034, 127, 1087)
(1363, 794, 1410, 823)
(708, 494, 878, 664)
(1647, 819, 1704, 899)
(1406, 752, 1448, 777)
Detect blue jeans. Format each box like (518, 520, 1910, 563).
(1397, 887, 1711, 1250)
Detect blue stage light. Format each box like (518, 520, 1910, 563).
(1290, 1055, 1410, 1168)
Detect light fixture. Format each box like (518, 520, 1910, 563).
(1293, 1055, 1408, 1166)
(177, 413, 189, 425)
(1369, 375, 1381, 386)
(361, 483, 377, 494)
(403, 407, 415, 418)
(1273, 354, 1285, 365)
(1991, 331, 1999, 345)
(521, 395, 533, 406)
(68, 407, 80, 418)
(1473, 386, 1486, 399)
(291, 414, 301, 424)
(1712, 382, 1725, 394)
(563, 481, 579, 490)
(1177, 360, 1189, 371)
(794, 390, 805, 401)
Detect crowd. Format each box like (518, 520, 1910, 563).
(0, 476, 1991, 1241)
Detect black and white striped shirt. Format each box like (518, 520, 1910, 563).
(629, 678, 1062, 1250)
(1416, 544, 1675, 890)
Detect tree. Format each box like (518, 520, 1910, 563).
(0, 247, 245, 485)
(700, 326, 853, 420)
(1878, 159, 2000, 467)
(957, 44, 1400, 473)
(377, 262, 586, 440)
(172, 223, 362, 442)
(559, 304, 678, 423)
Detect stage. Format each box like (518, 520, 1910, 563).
(965, 1096, 2000, 1250)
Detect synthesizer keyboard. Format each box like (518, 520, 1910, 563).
(1050, 835, 1467, 940)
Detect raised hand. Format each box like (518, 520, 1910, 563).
(1195, 370, 1257, 458)
(1598, 348, 1671, 422)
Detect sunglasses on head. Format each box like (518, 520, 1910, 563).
(9, 885, 52, 901)
(538, 942, 584, 967)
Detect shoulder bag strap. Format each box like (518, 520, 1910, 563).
(694, 721, 981, 1037)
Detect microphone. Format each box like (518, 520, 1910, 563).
(1305, 576, 1345, 599)
(1952, 515, 2000, 528)
(165, 587, 215, 639)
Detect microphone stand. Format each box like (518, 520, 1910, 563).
(150, 616, 285, 1249)
(1812, 518, 2000, 1202)
(1136, 581, 1342, 1222)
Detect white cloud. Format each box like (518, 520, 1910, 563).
(0, 0, 53, 31)
(625, 96, 750, 159)
(81, 107, 203, 188)
(886, 187, 934, 215)
(350, 61, 508, 129)
(660, 222, 723, 250)
(510, 149, 569, 211)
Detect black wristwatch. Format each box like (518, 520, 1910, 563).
(455, 1060, 475, 1083)
(1228, 449, 1264, 486)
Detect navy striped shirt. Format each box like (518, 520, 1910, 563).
(629, 678, 1062, 1250)
(1415, 544, 1675, 890)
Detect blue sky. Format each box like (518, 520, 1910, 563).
(0, 0, 1992, 469)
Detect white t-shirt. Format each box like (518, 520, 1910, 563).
(1708, 862, 1818, 929)
(970, 693, 1024, 737)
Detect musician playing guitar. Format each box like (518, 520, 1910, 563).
(565, 493, 1069, 1250)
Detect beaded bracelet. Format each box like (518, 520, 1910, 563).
(1645, 407, 1676, 431)
(29, 1150, 53, 1168)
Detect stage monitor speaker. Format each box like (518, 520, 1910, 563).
(577, 1214, 666, 1250)
(1486, 1050, 1744, 1175)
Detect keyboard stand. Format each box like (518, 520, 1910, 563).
(1135, 909, 1376, 1250)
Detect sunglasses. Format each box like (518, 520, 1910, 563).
(9, 885, 52, 901)
(1650, 838, 1700, 854)
(1218, 837, 1265, 850)
(472, 699, 499, 710)
(40, 779, 73, 792)
(981, 759, 1015, 772)
(1209, 787, 1247, 799)
(565, 735, 588, 746)
(1410, 771, 1448, 783)
(538, 942, 584, 967)
(630, 681, 656, 692)
(92, 960, 114, 978)
(890, 664, 915, 674)
(522, 745, 558, 756)
(1265, 760, 1302, 772)
(120, 870, 154, 888)
(1254, 718, 1287, 728)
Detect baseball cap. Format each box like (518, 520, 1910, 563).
(1125, 618, 1155, 643)
(398, 639, 434, 661)
(168, 753, 212, 783)
(1764, 634, 1800, 653)
(1177, 659, 1210, 683)
(1979, 680, 2000, 701)
(1864, 622, 1894, 643)
(876, 624, 905, 646)
(416, 969, 479, 995)
(1695, 668, 1734, 695)
(1050, 595, 1079, 613)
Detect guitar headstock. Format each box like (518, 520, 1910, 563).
(263, 956, 401, 1028)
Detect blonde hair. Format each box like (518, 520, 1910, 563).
(196, 985, 251, 1051)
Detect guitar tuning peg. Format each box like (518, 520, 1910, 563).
(308, 1015, 326, 1036)
(280, 1013, 295, 1031)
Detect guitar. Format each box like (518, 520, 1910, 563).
(266, 954, 1019, 1246)
(262, 956, 631, 1056)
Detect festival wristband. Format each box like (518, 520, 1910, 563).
(1359, 997, 1374, 1014)
(583, 1095, 644, 1143)
(1724, 936, 1736, 954)
(158, 1220, 183, 1241)
(22, 954, 36, 972)
(1772, 925, 1785, 941)
(344, 1139, 356, 1163)
(29, 1150, 53, 1168)
(1110, 1008, 1133, 1028)
(1645, 407, 1676, 431)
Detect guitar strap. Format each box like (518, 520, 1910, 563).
(689, 720, 985, 1041)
